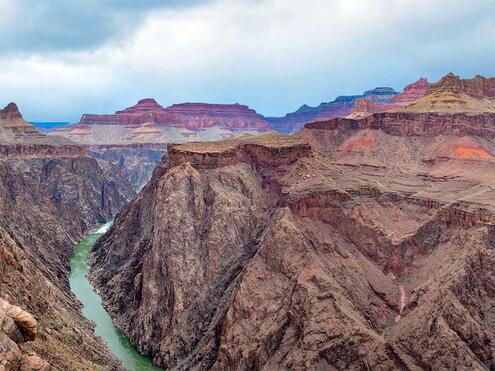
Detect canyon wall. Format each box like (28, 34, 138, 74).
(0, 102, 133, 369)
(90, 113, 495, 369)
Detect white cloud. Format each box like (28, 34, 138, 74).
(1, 0, 494, 120)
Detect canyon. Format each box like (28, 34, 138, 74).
(89, 73, 495, 370)
(47, 79, 432, 191)
(2, 72, 495, 370)
(0, 102, 133, 369)
(51, 99, 271, 190)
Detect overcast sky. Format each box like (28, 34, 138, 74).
(1, 0, 494, 121)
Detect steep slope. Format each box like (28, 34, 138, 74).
(0, 102, 132, 369)
(401, 73, 495, 113)
(91, 96, 495, 370)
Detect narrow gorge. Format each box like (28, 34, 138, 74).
(3, 72, 495, 371)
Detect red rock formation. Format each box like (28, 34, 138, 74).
(391, 77, 430, 105)
(78, 99, 269, 130)
(306, 112, 495, 138)
(90, 102, 495, 369)
(350, 78, 431, 117)
(166, 103, 269, 130)
(428, 72, 495, 98)
(401, 73, 495, 113)
(350, 99, 393, 116)
(116, 98, 165, 114)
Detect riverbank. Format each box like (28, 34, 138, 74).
(69, 221, 161, 371)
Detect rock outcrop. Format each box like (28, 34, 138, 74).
(0, 298, 48, 371)
(91, 92, 495, 370)
(349, 78, 431, 117)
(401, 73, 495, 113)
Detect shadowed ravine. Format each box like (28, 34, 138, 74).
(69, 222, 161, 371)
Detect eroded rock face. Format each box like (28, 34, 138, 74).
(92, 109, 495, 370)
(428, 72, 495, 98)
(401, 73, 495, 113)
(78, 99, 268, 131)
(0, 102, 131, 369)
(89, 144, 167, 191)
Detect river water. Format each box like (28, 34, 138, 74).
(69, 222, 161, 371)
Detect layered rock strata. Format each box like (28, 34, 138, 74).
(77, 99, 268, 130)
(0, 102, 132, 369)
(349, 78, 430, 117)
(266, 87, 399, 133)
(91, 103, 495, 370)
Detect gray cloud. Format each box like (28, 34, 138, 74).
(0, 0, 494, 121)
(0, 0, 205, 53)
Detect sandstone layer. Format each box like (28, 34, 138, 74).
(90, 97, 495, 370)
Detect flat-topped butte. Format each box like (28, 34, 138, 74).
(167, 132, 311, 168)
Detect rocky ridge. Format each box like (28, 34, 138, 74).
(266, 87, 399, 133)
(90, 78, 495, 369)
(349, 78, 431, 117)
(401, 73, 495, 113)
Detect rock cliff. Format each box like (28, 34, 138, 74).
(76, 99, 268, 131)
(91, 101, 495, 369)
(0, 102, 133, 369)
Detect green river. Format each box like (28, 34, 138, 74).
(69, 222, 161, 371)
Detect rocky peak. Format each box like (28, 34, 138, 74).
(116, 98, 165, 114)
(428, 72, 495, 98)
(403, 77, 429, 91)
(391, 77, 431, 105)
(0, 102, 23, 120)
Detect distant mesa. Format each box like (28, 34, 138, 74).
(53, 98, 270, 146)
(79, 98, 268, 130)
(0, 102, 82, 157)
(266, 86, 400, 133)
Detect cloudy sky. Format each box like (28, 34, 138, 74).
(1, 0, 494, 121)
